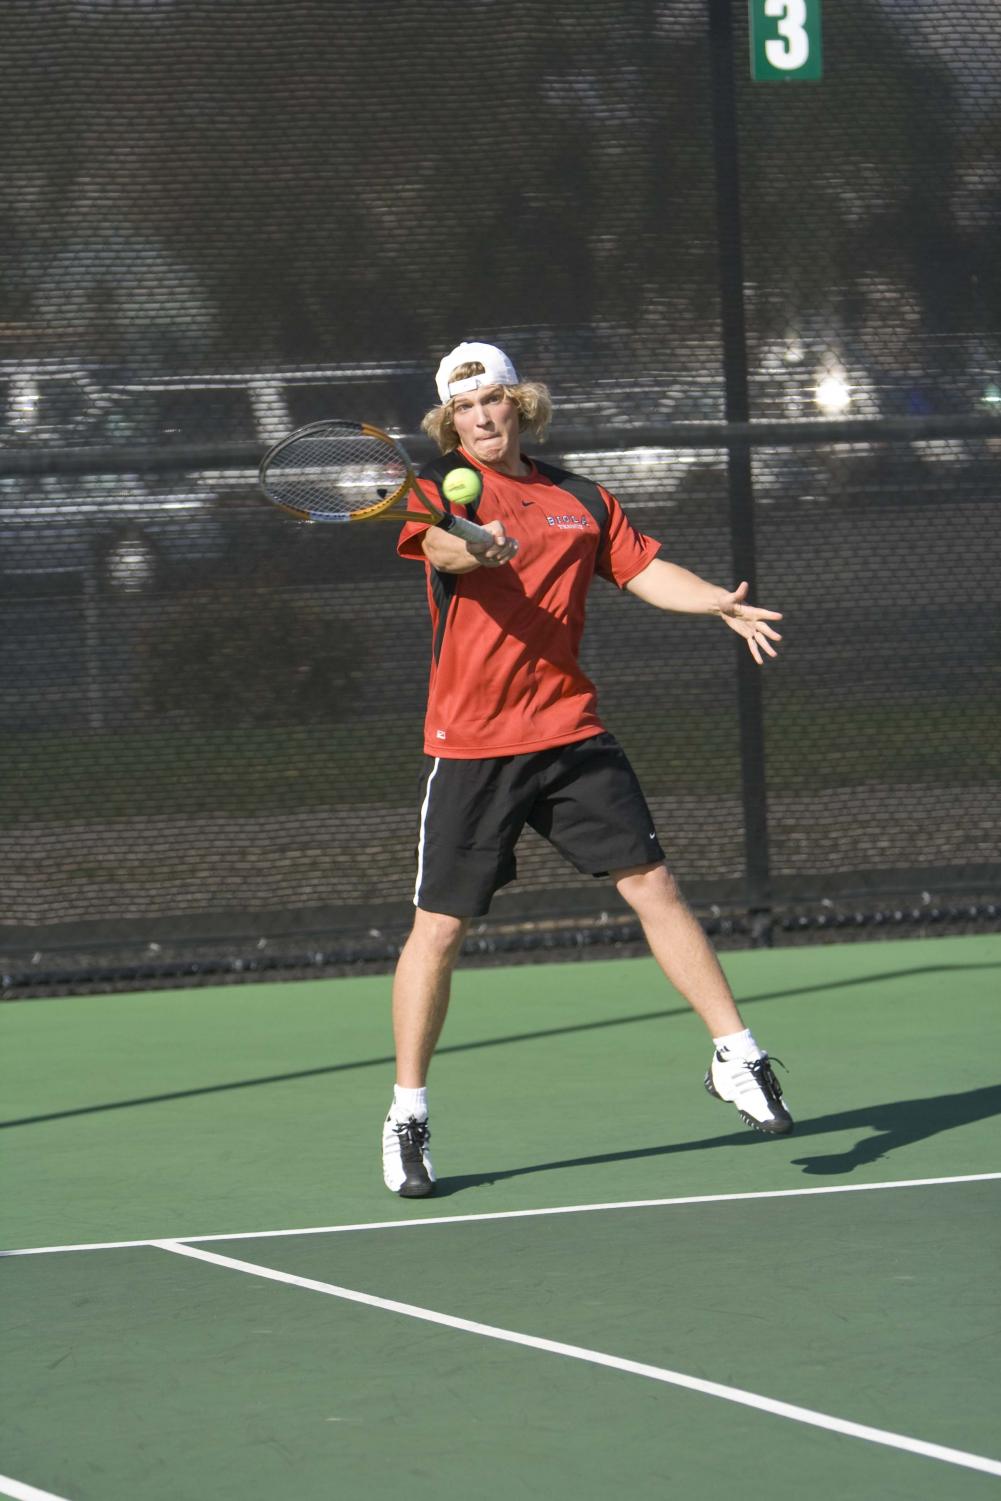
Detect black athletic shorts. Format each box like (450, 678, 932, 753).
(412, 731, 665, 918)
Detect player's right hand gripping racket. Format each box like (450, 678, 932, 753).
(258, 420, 502, 548)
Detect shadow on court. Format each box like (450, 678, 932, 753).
(430, 1082, 1001, 1195)
(3, 960, 999, 1131)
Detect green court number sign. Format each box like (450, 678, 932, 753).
(749, 0, 823, 81)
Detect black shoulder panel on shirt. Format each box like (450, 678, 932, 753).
(530, 458, 611, 552)
(429, 567, 458, 665)
(418, 450, 483, 520)
(414, 454, 470, 661)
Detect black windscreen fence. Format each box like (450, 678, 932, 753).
(2, 0, 999, 993)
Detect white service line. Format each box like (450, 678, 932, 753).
(3, 1172, 1000, 1258)
(155, 1238, 1001, 1480)
(0, 1474, 73, 1501)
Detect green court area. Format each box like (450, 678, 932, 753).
(2, 934, 1000, 1499)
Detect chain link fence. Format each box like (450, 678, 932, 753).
(2, 0, 999, 993)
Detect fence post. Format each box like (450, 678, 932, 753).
(707, 0, 773, 946)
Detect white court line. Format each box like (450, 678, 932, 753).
(3, 1172, 999, 1258)
(156, 1238, 1001, 1480)
(0, 1474, 73, 1501)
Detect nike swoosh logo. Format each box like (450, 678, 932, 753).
(521, 499, 532, 506)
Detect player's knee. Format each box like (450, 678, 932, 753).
(614, 862, 681, 911)
(412, 908, 470, 960)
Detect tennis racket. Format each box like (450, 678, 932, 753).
(258, 420, 498, 547)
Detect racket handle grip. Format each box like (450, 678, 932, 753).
(440, 512, 503, 548)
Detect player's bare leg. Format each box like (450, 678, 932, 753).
(612, 862, 743, 1035)
(392, 908, 469, 1086)
(383, 909, 469, 1196)
(612, 862, 792, 1133)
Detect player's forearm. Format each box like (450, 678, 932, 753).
(421, 525, 483, 574)
(624, 558, 728, 614)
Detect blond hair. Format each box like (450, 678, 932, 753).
(421, 361, 553, 453)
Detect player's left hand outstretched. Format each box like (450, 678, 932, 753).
(717, 581, 783, 665)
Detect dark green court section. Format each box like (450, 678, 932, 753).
(2, 934, 1000, 1249)
(229, 1180, 1001, 1463)
(2, 1185, 999, 1501)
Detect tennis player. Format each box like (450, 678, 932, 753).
(383, 340, 791, 1197)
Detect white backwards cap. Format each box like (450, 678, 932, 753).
(435, 341, 519, 404)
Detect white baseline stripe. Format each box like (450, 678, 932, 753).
(156, 1239, 1001, 1479)
(0, 1474, 73, 1501)
(3, 1172, 999, 1258)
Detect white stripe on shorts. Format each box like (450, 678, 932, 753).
(413, 757, 442, 906)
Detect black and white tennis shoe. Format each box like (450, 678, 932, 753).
(705, 1050, 793, 1134)
(382, 1112, 436, 1197)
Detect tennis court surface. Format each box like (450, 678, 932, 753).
(3, 933, 1000, 1500)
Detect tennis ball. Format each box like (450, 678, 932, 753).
(441, 467, 483, 507)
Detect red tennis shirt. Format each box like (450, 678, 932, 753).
(397, 450, 660, 758)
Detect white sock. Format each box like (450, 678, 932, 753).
(392, 1084, 428, 1121)
(712, 1027, 762, 1061)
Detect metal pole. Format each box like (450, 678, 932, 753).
(82, 562, 105, 733)
(707, 0, 773, 945)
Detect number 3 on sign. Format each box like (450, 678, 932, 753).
(766, 0, 809, 70)
(749, 0, 823, 81)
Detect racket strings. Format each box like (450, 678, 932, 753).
(262, 427, 409, 518)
